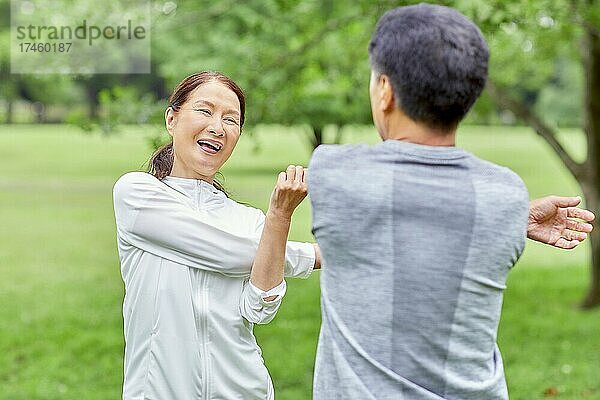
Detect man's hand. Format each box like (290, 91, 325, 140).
(528, 196, 595, 249)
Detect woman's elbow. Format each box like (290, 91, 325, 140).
(239, 302, 281, 325)
(239, 280, 286, 324)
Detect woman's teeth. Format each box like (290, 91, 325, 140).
(197, 140, 222, 152)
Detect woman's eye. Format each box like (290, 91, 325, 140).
(195, 109, 211, 115)
(224, 118, 239, 125)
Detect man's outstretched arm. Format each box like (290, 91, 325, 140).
(528, 196, 595, 249)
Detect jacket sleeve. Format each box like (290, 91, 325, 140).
(284, 241, 316, 278)
(239, 279, 287, 324)
(113, 172, 257, 277)
(253, 211, 316, 279)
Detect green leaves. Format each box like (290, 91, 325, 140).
(154, 0, 377, 130)
(1, 0, 597, 137)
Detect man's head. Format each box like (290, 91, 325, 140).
(368, 4, 489, 139)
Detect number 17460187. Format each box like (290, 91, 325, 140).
(19, 42, 72, 53)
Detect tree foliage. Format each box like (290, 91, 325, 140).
(462, 0, 600, 307)
(152, 0, 393, 147)
(2, 1, 600, 305)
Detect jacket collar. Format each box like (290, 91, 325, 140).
(161, 175, 226, 209)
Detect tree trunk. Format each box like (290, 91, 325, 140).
(85, 84, 100, 120)
(581, 20, 600, 308)
(486, 7, 600, 309)
(33, 102, 45, 124)
(310, 125, 324, 150)
(582, 183, 600, 308)
(334, 125, 344, 144)
(6, 100, 13, 124)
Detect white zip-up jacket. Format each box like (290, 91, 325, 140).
(113, 172, 315, 400)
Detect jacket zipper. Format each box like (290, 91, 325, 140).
(196, 181, 210, 399)
(201, 273, 210, 399)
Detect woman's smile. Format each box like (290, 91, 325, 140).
(165, 80, 242, 180)
(197, 138, 223, 154)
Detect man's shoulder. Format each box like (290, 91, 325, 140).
(469, 157, 528, 201)
(470, 157, 524, 182)
(310, 143, 369, 168)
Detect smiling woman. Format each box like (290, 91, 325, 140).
(112, 71, 321, 400)
(148, 71, 245, 192)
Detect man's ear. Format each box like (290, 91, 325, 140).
(165, 107, 176, 137)
(379, 75, 395, 112)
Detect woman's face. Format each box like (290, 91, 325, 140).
(166, 80, 242, 182)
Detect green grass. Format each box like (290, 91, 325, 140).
(0, 124, 598, 399)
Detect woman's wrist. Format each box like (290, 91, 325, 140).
(312, 243, 322, 269)
(266, 208, 293, 222)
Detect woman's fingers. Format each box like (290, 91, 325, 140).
(286, 165, 297, 182)
(294, 165, 304, 183)
(284, 165, 307, 187)
(277, 171, 287, 185)
(270, 165, 308, 218)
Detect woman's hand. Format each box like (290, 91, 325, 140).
(249, 165, 308, 296)
(267, 165, 308, 220)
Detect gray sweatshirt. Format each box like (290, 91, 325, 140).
(308, 140, 528, 400)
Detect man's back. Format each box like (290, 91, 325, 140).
(308, 140, 529, 400)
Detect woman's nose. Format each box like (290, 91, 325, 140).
(209, 128, 225, 137)
(208, 119, 225, 137)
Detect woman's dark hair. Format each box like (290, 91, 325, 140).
(148, 71, 246, 195)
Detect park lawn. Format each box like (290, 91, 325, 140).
(0, 123, 598, 399)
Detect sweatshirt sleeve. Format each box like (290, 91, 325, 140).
(253, 211, 316, 279)
(113, 172, 257, 277)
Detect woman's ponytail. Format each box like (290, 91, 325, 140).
(148, 142, 174, 180)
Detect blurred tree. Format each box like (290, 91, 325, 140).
(3, 0, 599, 305)
(534, 58, 583, 128)
(0, 0, 86, 123)
(155, 0, 600, 307)
(454, 0, 600, 307)
(0, 0, 15, 123)
(153, 0, 414, 148)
